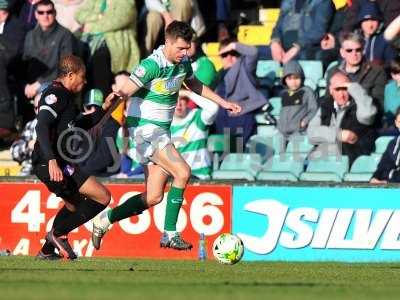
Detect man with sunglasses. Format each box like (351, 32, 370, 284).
(308, 70, 377, 166)
(23, 0, 73, 99)
(329, 32, 386, 126)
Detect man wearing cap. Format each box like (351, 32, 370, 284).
(0, 0, 26, 135)
(356, 1, 395, 65)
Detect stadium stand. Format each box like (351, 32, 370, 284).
(212, 153, 262, 181)
(343, 154, 382, 182)
(374, 136, 394, 154)
(257, 153, 305, 182)
(299, 155, 350, 182)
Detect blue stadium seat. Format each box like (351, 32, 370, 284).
(299, 155, 349, 182)
(374, 136, 393, 154)
(286, 135, 314, 154)
(246, 133, 286, 160)
(256, 125, 279, 136)
(207, 134, 227, 171)
(256, 60, 281, 88)
(257, 153, 305, 181)
(269, 97, 282, 118)
(212, 153, 262, 181)
(299, 60, 323, 91)
(343, 154, 381, 182)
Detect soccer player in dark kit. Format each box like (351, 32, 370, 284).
(33, 55, 118, 260)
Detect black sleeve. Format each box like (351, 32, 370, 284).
(73, 107, 106, 130)
(35, 91, 68, 161)
(372, 140, 396, 180)
(36, 110, 56, 161)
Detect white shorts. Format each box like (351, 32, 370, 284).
(129, 124, 172, 165)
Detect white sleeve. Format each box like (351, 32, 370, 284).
(145, 0, 167, 13)
(189, 91, 219, 125)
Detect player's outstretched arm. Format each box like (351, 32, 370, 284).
(185, 77, 242, 115)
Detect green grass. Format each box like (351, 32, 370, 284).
(1, 257, 400, 300)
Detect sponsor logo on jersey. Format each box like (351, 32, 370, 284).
(45, 94, 57, 105)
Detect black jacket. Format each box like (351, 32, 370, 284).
(373, 136, 400, 182)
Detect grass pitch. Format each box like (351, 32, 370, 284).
(1, 256, 400, 300)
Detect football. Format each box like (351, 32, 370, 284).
(212, 233, 244, 265)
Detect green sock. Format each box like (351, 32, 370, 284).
(107, 193, 147, 223)
(164, 186, 184, 231)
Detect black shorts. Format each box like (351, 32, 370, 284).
(33, 163, 90, 200)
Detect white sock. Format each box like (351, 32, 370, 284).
(99, 210, 111, 228)
(166, 230, 176, 238)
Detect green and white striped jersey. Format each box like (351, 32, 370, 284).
(128, 46, 194, 131)
(171, 92, 219, 180)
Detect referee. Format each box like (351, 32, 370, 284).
(33, 55, 117, 260)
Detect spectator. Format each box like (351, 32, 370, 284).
(17, 0, 40, 30)
(75, 88, 121, 177)
(23, 0, 74, 99)
(384, 14, 400, 52)
(10, 88, 43, 176)
(370, 134, 400, 184)
(188, 35, 217, 88)
(343, 0, 400, 33)
(214, 39, 268, 146)
(142, 0, 205, 55)
(171, 89, 218, 180)
(0, 0, 26, 135)
(378, 107, 400, 137)
(278, 61, 318, 141)
(356, 1, 396, 65)
(259, 0, 334, 63)
(53, 0, 86, 33)
(330, 32, 386, 120)
(316, 1, 349, 69)
(75, 0, 140, 96)
(308, 71, 377, 166)
(383, 58, 400, 126)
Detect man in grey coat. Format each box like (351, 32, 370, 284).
(307, 71, 377, 166)
(214, 38, 268, 146)
(23, 0, 73, 99)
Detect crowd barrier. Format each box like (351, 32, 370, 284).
(1, 178, 400, 262)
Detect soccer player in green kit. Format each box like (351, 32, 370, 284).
(92, 21, 241, 250)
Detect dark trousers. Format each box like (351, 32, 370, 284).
(87, 45, 113, 98)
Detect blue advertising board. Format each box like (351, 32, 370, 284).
(233, 186, 400, 262)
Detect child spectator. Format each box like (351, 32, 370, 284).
(277, 61, 318, 141)
(357, 1, 396, 65)
(384, 58, 400, 126)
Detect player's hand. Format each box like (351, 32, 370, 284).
(222, 100, 242, 116)
(48, 159, 63, 182)
(102, 92, 122, 111)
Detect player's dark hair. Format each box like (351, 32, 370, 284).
(57, 55, 85, 78)
(35, 0, 55, 10)
(165, 21, 194, 43)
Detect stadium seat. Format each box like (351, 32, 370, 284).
(299, 60, 323, 91)
(202, 42, 220, 56)
(259, 8, 280, 24)
(343, 154, 381, 182)
(318, 60, 339, 89)
(256, 125, 279, 136)
(257, 153, 305, 181)
(269, 97, 282, 117)
(256, 60, 282, 88)
(286, 135, 314, 154)
(212, 153, 262, 181)
(374, 136, 393, 154)
(207, 134, 227, 171)
(246, 133, 286, 159)
(238, 25, 273, 45)
(299, 155, 349, 182)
